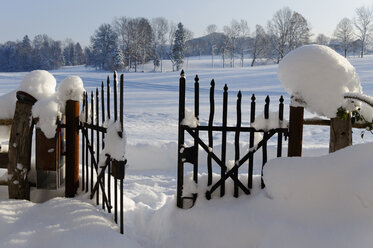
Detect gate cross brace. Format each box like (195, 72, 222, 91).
(184, 126, 277, 199)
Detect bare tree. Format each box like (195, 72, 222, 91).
(238, 20, 250, 67)
(334, 17, 354, 57)
(250, 25, 268, 67)
(354, 6, 373, 57)
(267, 7, 311, 63)
(206, 24, 218, 68)
(168, 22, 177, 71)
(315, 34, 330, 46)
(223, 19, 240, 67)
(151, 17, 169, 72)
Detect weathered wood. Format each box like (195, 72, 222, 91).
(304, 118, 370, 129)
(329, 115, 352, 153)
(0, 152, 9, 168)
(0, 119, 13, 126)
(8, 92, 37, 200)
(288, 106, 304, 157)
(65, 100, 80, 197)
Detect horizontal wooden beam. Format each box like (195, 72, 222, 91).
(0, 119, 12, 126)
(303, 118, 370, 129)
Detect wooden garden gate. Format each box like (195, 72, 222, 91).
(177, 71, 288, 208)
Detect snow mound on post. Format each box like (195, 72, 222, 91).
(57, 76, 85, 113)
(32, 97, 60, 139)
(278, 45, 362, 118)
(17, 70, 56, 100)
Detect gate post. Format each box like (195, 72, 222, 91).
(65, 100, 80, 197)
(288, 104, 304, 157)
(8, 91, 37, 200)
(329, 114, 352, 153)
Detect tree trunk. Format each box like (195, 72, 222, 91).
(329, 116, 352, 153)
(8, 92, 37, 200)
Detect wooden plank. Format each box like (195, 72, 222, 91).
(0, 152, 9, 168)
(0, 119, 13, 126)
(329, 116, 352, 153)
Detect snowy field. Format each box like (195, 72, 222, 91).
(1, 54, 373, 247)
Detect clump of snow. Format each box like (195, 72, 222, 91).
(102, 120, 126, 161)
(181, 108, 199, 128)
(57, 76, 85, 113)
(17, 70, 56, 100)
(32, 97, 60, 139)
(278, 44, 362, 118)
(251, 111, 288, 131)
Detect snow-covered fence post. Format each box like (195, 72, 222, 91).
(65, 99, 80, 197)
(329, 115, 352, 153)
(57, 76, 85, 198)
(288, 98, 304, 157)
(8, 91, 37, 200)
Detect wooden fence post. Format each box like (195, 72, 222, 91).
(288, 105, 304, 157)
(8, 91, 37, 200)
(329, 114, 352, 153)
(65, 100, 80, 197)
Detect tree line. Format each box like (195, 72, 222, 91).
(0, 35, 86, 71)
(0, 5, 372, 72)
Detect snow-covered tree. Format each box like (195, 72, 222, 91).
(171, 22, 186, 71)
(111, 44, 125, 70)
(223, 20, 241, 67)
(315, 34, 330, 46)
(334, 17, 355, 57)
(250, 25, 268, 67)
(152, 17, 169, 72)
(90, 23, 118, 70)
(354, 6, 373, 58)
(206, 24, 218, 68)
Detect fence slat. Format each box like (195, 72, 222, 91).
(248, 94, 256, 189)
(234, 91, 242, 197)
(221, 84, 228, 197)
(107, 76, 111, 208)
(113, 73, 118, 223)
(101, 82, 105, 210)
(207, 80, 215, 186)
(277, 96, 284, 157)
(177, 70, 186, 208)
(193, 75, 199, 184)
(261, 96, 270, 189)
(96, 89, 100, 205)
(90, 92, 94, 193)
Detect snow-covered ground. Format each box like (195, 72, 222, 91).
(1, 54, 373, 247)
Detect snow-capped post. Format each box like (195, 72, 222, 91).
(57, 76, 85, 197)
(278, 45, 362, 155)
(288, 97, 304, 157)
(8, 91, 37, 200)
(177, 70, 185, 208)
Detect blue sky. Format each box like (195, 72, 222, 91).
(0, 0, 372, 46)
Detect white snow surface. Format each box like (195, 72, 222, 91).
(17, 70, 56, 100)
(1, 55, 373, 247)
(278, 45, 362, 118)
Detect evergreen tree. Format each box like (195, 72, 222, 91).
(171, 22, 186, 71)
(74, 42, 85, 65)
(112, 44, 125, 70)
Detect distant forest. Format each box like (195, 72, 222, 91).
(0, 6, 372, 72)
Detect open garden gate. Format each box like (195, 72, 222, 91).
(177, 71, 288, 208)
(79, 73, 126, 234)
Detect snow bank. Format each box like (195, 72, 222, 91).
(278, 45, 362, 118)
(57, 76, 85, 113)
(17, 70, 56, 100)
